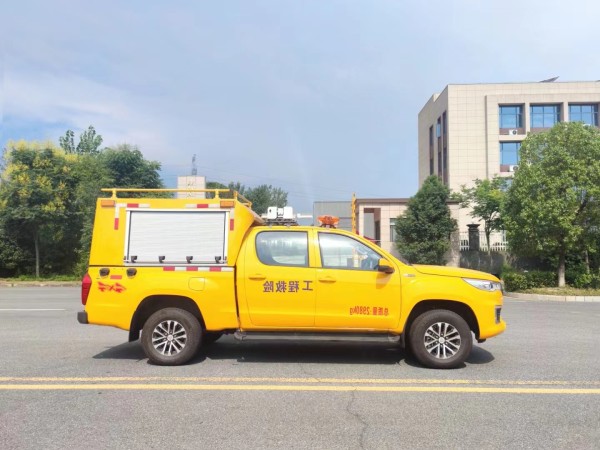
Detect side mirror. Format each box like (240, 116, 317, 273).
(377, 258, 395, 274)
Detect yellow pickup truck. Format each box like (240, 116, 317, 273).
(78, 188, 505, 369)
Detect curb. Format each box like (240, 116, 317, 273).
(506, 292, 600, 303)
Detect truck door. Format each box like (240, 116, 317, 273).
(314, 232, 401, 329)
(243, 230, 316, 327)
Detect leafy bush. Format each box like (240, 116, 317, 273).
(565, 264, 588, 286)
(502, 272, 529, 291)
(526, 270, 557, 288)
(502, 270, 557, 292)
(573, 273, 600, 289)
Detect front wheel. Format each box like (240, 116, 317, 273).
(141, 308, 202, 366)
(408, 310, 472, 369)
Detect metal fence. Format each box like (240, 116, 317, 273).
(460, 231, 508, 252)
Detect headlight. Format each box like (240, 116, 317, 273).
(463, 278, 502, 292)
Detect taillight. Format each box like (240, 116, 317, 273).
(82, 273, 92, 305)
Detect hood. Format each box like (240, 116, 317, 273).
(413, 265, 498, 281)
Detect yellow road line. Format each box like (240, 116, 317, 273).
(0, 376, 599, 386)
(0, 384, 599, 394)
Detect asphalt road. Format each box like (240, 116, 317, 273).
(1, 287, 599, 449)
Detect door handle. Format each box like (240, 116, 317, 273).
(249, 274, 266, 281)
(318, 276, 336, 283)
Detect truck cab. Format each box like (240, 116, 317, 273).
(78, 189, 506, 369)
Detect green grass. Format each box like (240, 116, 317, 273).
(524, 287, 600, 296)
(1, 275, 80, 282)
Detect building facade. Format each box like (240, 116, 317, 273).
(418, 81, 600, 190)
(418, 81, 600, 232)
(355, 198, 461, 265)
(312, 201, 353, 231)
(176, 175, 206, 198)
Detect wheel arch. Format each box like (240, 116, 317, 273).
(404, 299, 480, 339)
(129, 295, 204, 342)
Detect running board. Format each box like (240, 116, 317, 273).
(233, 331, 401, 343)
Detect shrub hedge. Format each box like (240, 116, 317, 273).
(502, 270, 557, 292)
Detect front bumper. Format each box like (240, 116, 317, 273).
(77, 311, 88, 324)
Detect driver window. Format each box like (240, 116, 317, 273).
(318, 233, 381, 271)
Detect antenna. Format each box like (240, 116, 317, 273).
(191, 154, 197, 176)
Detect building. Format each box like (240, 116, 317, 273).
(355, 198, 461, 265)
(176, 175, 206, 198)
(418, 80, 600, 193)
(313, 198, 461, 266)
(312, 201, 353, 231)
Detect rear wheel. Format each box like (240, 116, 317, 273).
(141, 308, 202, 366)
(408, 310, 472, 369)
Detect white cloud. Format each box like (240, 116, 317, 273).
(3, 0, 600, 212)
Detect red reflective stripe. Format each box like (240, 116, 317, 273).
(114, 218, 119, 230)
(209, 267, 222, 272)
(230, 219, 234, 230)
(163, 267, 175, 271)
(196, 204, 209, 208)
(186, 267, 198, 272)
(127, 203, 139, 208)
(110, 275, 122, 280)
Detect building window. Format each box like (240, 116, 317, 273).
(530, 104, 560, 128)
(500, 142, 521, 165)
(390, 219, 397, 243)
(442, 112, 447, 137)
(569, 104, 598, 126)
(499, 105, 523, 128)
(429, 126, 434, 175)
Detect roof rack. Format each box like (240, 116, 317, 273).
(100, 188, 252, 207)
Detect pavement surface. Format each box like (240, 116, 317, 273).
(0, 287, 599, 449)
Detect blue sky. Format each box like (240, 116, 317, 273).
(3, 0, 600, 212)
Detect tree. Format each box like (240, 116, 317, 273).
(395, 175, 457, 265)
(502, 122, 600, 287)
(71, 154, 113, 274)
(77, 125, 103, 154)
(245, 184, 288, 215)
(58, 130, 75, 153)
(0, 141, 80, 277)
(100, 144, 164, 192)
(206, 181, 247, 199)
(457, 177, 507, 253)
(206, 181, 288, 215)
(59, 125, 103, 155)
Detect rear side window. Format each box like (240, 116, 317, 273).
(255, 231, 308, 267)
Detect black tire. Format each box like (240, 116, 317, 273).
(408, 310, 472, 369)
(203, 331, 224, 345)
(141, 308, 202, 366)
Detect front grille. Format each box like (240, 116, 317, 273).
(495, 306, 502, 324)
